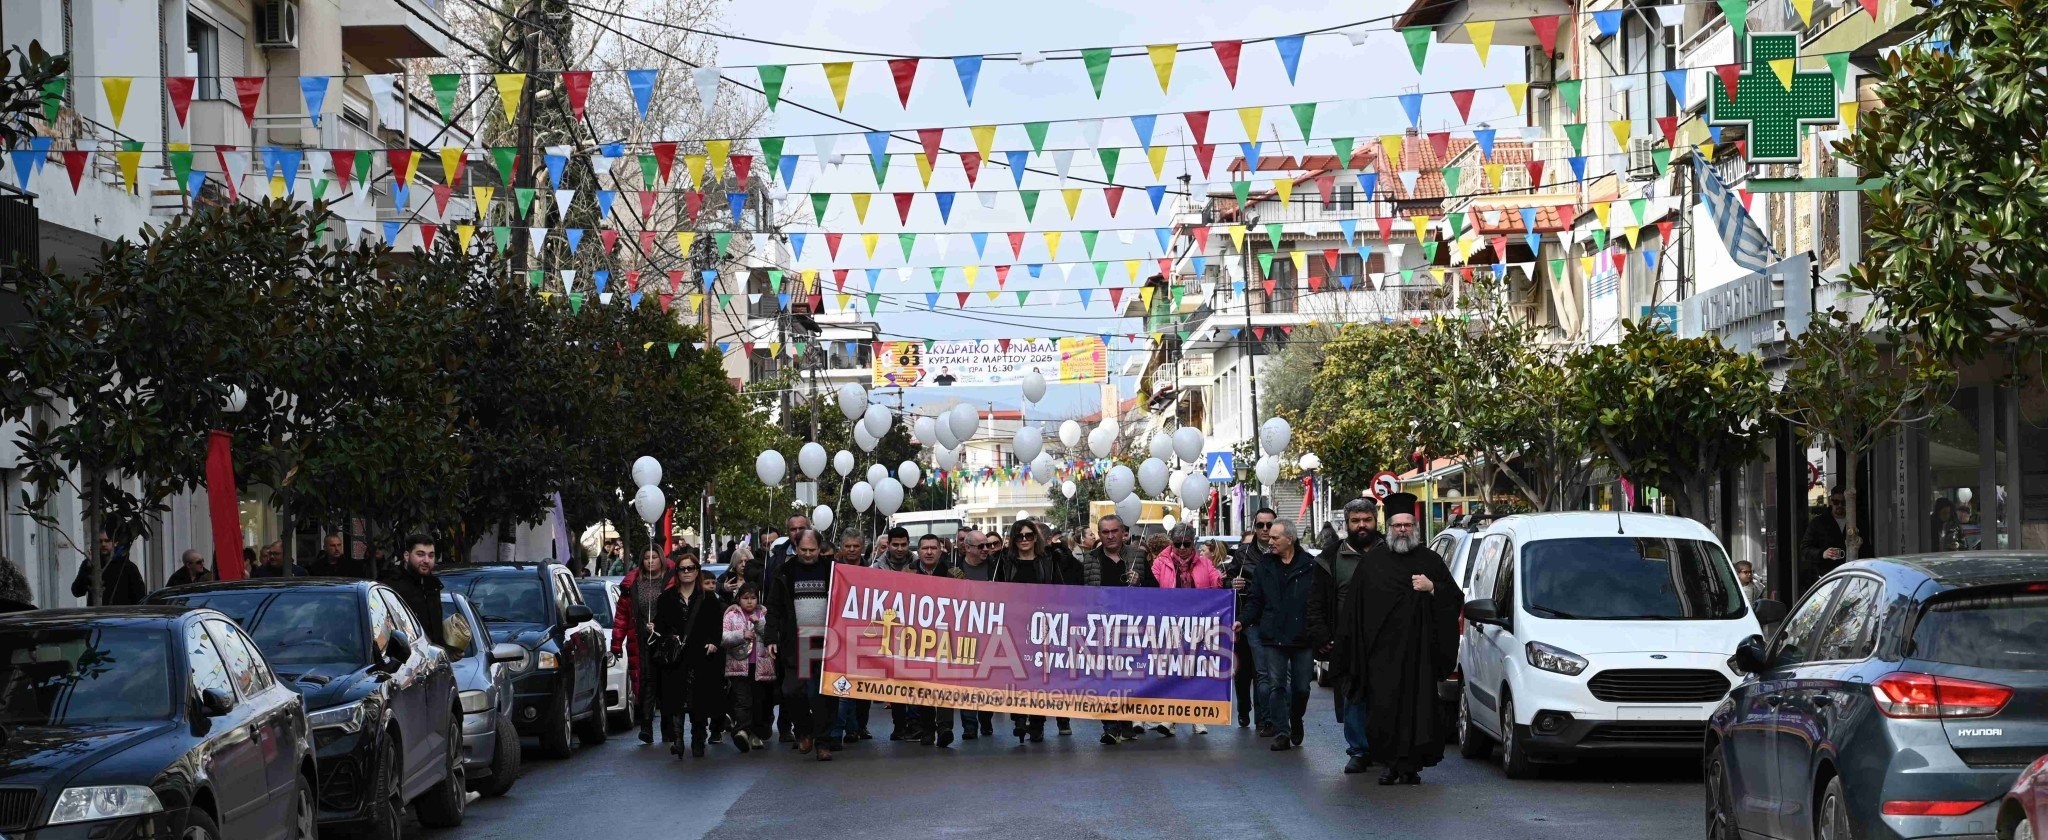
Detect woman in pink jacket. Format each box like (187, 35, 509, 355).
(1149, 524, 1223, 734)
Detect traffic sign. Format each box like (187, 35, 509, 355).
(1369, 471, 1400, 500)
(1205, 451, 1235, 483)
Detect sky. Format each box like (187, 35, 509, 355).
(692, 0, 1527, 419)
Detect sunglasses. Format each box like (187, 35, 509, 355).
(1254, 521, 1272, 529)
(676, 565, 700, 572)
(1018, 532, 1037, 541)
(983, 541, 1003, 549)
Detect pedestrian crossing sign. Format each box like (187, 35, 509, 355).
(1205, 452, 1235, 483)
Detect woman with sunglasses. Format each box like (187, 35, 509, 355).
(653, 555, 726, 758)
(1147, 524, 1224, 736)
(988, 519, 1078, 742)
(615, 549, 674, 744)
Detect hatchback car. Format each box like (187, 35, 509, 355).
(437, 562, 606, 758)
(1708, 552, 2048, 840)
(0, 608, 317, 840)
(438, 593, 526, 797)
(150, 579, 466, 840)
(576, 577, 635, 732)
(2000, 752, 2048, 840)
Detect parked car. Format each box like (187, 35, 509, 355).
(0, 607, 317, 840)
(1427, 523, 1492, 736)
(2001, 752, 2048, 840)
(439, 592, 527, 797)
(1707, 552, 2048, 840)
(1455, 512, 1781, 778)
(437, 562, 606, 758)
(576, 577, 636, 731)
(149, 579, 466, 839)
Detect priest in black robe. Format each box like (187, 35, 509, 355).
(1332, 509, 1463, 784)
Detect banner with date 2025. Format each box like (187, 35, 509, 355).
(820, 564, 1236, 725)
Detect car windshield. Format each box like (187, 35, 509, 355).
(1910, 589, 2048, 671)
(576, 585, 613, 625)
(1522, 536, 1745, 621)
(458, 576, 549, 625)
(0, 627, 175, 725)
(245, 593, 368, 667)
(158, 591, 271, 626)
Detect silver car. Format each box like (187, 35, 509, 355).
(578, 578, 635, 732)
(440, 592, 527, 797)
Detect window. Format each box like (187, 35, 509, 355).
(185, 623, 235, 700)
(380, 589, 424, 644)
(0, 627, 176, 725)
(1813, 576, 1884, 662)
(1771, 578, 1846, 668)
(366, 587, 394, 651)
(1492, 539, 1517, 607)
(1323, 186, 1356, 211)
(555, 571, 579, 619)
(185, 15, 221, 101)
(1909, 589, 2048, 671)
(206, 619, 274, 696)
(1522, 537, 1745, 620)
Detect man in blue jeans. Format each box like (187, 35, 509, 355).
(1241, 519, 1333, 751)
(1316, 498, 1384, 770)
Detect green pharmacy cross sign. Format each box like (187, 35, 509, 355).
(1708, 33, 1838, 164)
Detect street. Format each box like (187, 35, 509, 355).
(455, 705, 1703, 839)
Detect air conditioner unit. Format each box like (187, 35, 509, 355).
(258, 0, 301, 49)
(1626, 137, 1659, 181)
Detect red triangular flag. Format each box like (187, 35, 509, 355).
(638, 190, 657, 219)
(1253, 326, 1268, 340)
(641, 230, 658, 254)
(826, 232, 844, 259)
(1184, 110, 1211, 145)
(600, 228, 620, 254)
(998, 338, 1012, 353)
(166, 77, 196, 127)
(1531, 15, 1563, 56)
(1462, 266, 1476, 282)
(1449, 89, 1475, 123)
(888, 58, 920, 107)
(832, 269, 848, 291)
(62, 150, 88, 193)
(1192, 143, 1216, 177)
(1189, 226, 1209, 247)
(1858, 0, 1878, 16)
(729, 154, 753, 185)
(959, 151, 982, 186)
(431, 184, 453, 214)
(1738, 189, 1754, 211)
(1261, 279, 1276, 298)
(1211, 41, 1243, 87)
(917, 128, 943, 163)
(1556, 204, 1576, 225)
(561, 70, 592, 119)
(1427, 131, 1451, 163)
(1526, 159, 1546, 186)
(893, 192, 915, 223)
(386, 149, 416, 182)
(652, 142, 678, 183)
(742, 342, 756, 356)
(1377, 216, 1396, 243)
(994, 265, 1011, 286)
(1308, 273, 1323, 292)
(1610, 250, 1628, 273)
(667, 270, 685, 291)
(1103, 186, 1123, 216)
(956, 291, 971, 308)
(1492, 236, 1510, 259)
(659, 294, 673, 313)
(1717, 64, 1742, 102)
(685, 191, 704, 224)
(1734, 140, 1749, 160)
(1314, 175, 1334, 204)
(1157, 258, 1172, 279)
(1107, 287, 1124, 309)
(419, 223, 439, 250)
(1655, 116, 1678, 145)
(330, 150, 356, 190)
(1006, 231, 1025, 258)
(232, 77, 264, 127)
(625, 271, 641, 292)
(1656, 220, 1674, 244)
(1321, 248, 1340, 271)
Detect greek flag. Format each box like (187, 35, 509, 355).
(1693, 156, 1779, 273)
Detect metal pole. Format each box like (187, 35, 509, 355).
(506, 1, 541, 280)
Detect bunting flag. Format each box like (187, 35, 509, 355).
(888, 58, 920, 106)
(1273, 35, 1304, 84)
(1467, 21, 1496, 65)
(166, 77, 196, 127)
(953, 55, 983, 104)
(823, 62, 854, 109)
(1212, 40, 1243, 88)
(493, 73, 527, 122)
(100, 76, 133, 128)
(1147, 45, 1178, 93)
(1082, 48, 1112, 98)
(1402, 27, 1432, 72)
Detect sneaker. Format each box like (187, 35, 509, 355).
(1193, 724, 1208, 735)
(962, 729, 978, 741)
(1099, 733, 1121, 745)
(747, 734, 766, 750)
(936, 731, 954, 747)
(1057, 721, 1071, 736)
(1152, 724, 1176, 738)
(1256, 725, 1277, 738)
(918, 731, 935, 746)
(1344, 756, 1370, 774)
(1270, 734, 1292, 751)
(733, 734, 751, 754)
(1237, 712, 1250, 728)
(1290, 727, 1304, 747)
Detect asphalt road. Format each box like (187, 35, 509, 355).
(450, 699, 1704, 840)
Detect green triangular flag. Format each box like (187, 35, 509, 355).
(1443, 167, 1462, 196)
(791, 341, 807, 357)
(491, 147, 516, 181)
(1591, 228, 1609, 250)
(515, 188, 536, 219)
(1290, 103, 1317, 140)
(1096, 147, 1120, 181)
(1402, 269, 1416, 283)
(568, 292, 585, 314)
(714, 231, 733, 257)
(1177, 329, 1190, 341)
(311, 180, 329, 201)
(1422, 241, 1438, 262)
(768, 270, 784, 293)
(1824, 52, 1849, 92)
(869, 153, 889, 186)
(717, 294, 734, 309)
(428, 74, 461, 123)
(1025, 122, 1049, 153)
(1256, 252, 1274, 277)
(811, 193, 831, 222)
(169, 148, 194, 188)
(922, 339, 936, 353)
(1093, 261, 1110, 284)
(41, 76, 68, 123)
(1557, 79, 1583, 114)
(1019, 190, 1040, 220)
(1330, 137, 1354, 163)
(758, 65, 787, 110)
(1231, 180, 1251, 205)
(353, 150, 373, 185)
(494, 227, 512, 254)
(1651, 147, 1672, 175)
(929, 267, 946, 289)
(1549, 259, 1566, 280)
(1082, 48, 1112, 98)
(1171, 286, 1185, 308)
(667, 342, 680, 357)
(1447, 211, 1465, 239)
(638, 154, 659, 190)
(1630, 198, 1649, 228)
(761, 136, 784, 181)
(1563, 123, 1587, 155)
(1264, 223, 1283, 249)
(1402, 27, 1432, 72)
(1015, 290, 1030, 306)
(899, 233, 918, 261)
(527, 269, 544, 289)
(1081, 230, 1100, 257)
(1717, 0, 1748, 41)
(865, 292, 882, 314)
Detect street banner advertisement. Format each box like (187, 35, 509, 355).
(820, 564, 1236, 725)
(870, 336, 1108, 387)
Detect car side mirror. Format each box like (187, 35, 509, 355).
(565, 604, 594, 626)
(1463, 598, 1500, 626)
(489, 642, 525, 664)
(1730, 635, 1770, 675)
(1752, 598, 1789, 627)
(379, 631, 413, 671)
(198, 687, 236, 717)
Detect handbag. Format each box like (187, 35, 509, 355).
(650, 632, 684, 666)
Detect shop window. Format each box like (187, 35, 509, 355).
(1923, 386, 2007, 552)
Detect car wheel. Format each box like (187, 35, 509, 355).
(574, 682, 609, 746)
(1705, 743, 1740, 840)
(412, 715, 467, 828)
(1499, 695, 1536, 780)
(2015, 817, 2034, 840)
(1818, 778, 1857, 840)
(539, 683, 576, 759)
(359, 738, 404, 840)
(473, 715, 522, 798)
(1457, 690, 1494, 759)
(182, 806, 221, 840)
(608, 682, 635, 733)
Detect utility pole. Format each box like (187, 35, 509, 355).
(506, 1, 542, 281)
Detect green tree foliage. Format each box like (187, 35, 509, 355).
(1294, 324, 1424, 494)
(1836, 0, 2048, 362)
(1257, 323, 1337, 425)
(0, 41, 66, 150)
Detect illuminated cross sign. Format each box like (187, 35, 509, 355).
(1707, 33, 1839, 164)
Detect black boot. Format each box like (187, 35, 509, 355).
(638, 712, 654, 745)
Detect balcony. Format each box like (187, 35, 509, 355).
(342, 0, 453, 67)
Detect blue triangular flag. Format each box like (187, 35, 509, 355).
(1568, 156, 1587, 182)
(1643, 250, 1658, 270)
(1519, 207, 1538, 233)
(969, 232, 987, 258)
(1661, 69, 1688, 103)
(718, 342, 732, 355)
(727, 191, 746, 223)
(1593, 9, 1623, 37)
(1339, 218, 1358, 245)
(1399, 93, 1424, 127)
(595, 190, 616, 219)
(382, 221, 403, 247)
(1525, 232, 1542, 252)
(864, 131, 890, 164)
(1005, 150, 1030, 187)
(777, 293, 791, 310)
(1474, 128, 1497, 160)
(1232, 280, 1246, 294)
(186, 169, 206, 198)
(1709, 125, 1724, 144)
(1239, 141, 1261, 170)
(392, 184, 410, 210)
(1077, 288, 1094, 307)
(865, 268, 882, 289)
(953, 55, 983, 104)
(701, 269, 718, 285)
(261, 146, 284, 182)
(1274, 35, 1305, 84)
(924, 292, 940, 310)
(778, 153, 799, 187)
(1338, 275, 1354, 290)
(1191, 255, 1207, 275)
(628, 292, 642, 309)
(935, 191, 955, 222)
(790, 232, 807, 259)
(1357, 171, 1379, 197)
(565, 228, 585, 252)
(299, 76, 330, 126)
(1027, 264, 1043, 278)
(1154, 227, 1171, 251)
(1131, 114, 1157, 150)
(626, 69, 658, 118)
(593, 270, 610, 293)
(601, 142, 625, 158)
(1492, 263, 1506, 280)
(544, 153, 567, 189)
(1145, 185, 1166, 212)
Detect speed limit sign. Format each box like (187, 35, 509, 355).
(1369, 471, 1400, 501)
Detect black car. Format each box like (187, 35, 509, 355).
(0, 607, 316, 840)
(436, 562, 606, 758)
(149, 579, 465, 840)
(1708, 552, 2048, 840)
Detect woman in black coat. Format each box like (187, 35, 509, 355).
(653, 559, 726, 758)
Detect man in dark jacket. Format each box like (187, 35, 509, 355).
(1242, 519, 1332, 750)
(1799, 487, 1864, 592)
(764, 529, 838, 758)
(165, 550, 216, 588)
(305, 534, 373, 579)
(1080, 515, 1148, 743)
(385, 534, 446, 646)
(905, 534, 959, 746)
(70, 533, 147, 606)
(1316, 497, 1383, 763)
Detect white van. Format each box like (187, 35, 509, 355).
(1454, 512, 1781, 778)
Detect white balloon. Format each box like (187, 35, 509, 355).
(1087, 425, 1115, 459)
(755, 450, 786, 487)
(913, 416, 936, 445)
(1031, 452, 1054, 482)
(811, 504, 834, 533)
(853, 423, 879, 452)
(797, 442, 827, 479)
(1099, 418, 1119, 440)
(934, 418, 961, 449)
(935, 446, 958, 470)
(1161, 515, 1178, 531)
(1022, 370, 1047, 403)
(1061, 479, 1077, 499)
(1105, 465, 1135, 500)
(1115, 493, 1143, 524)
(630, 456, 663, 489)
(1148, 432, 1173, 462)
(1058, 419, 1083, 448)
(1260, 417, 1293, 456)
(833, 450, 855, 477)
(874, 477, 905, 515)
(1138, 458, 1169, 497)
(898, 460, 922, 488)
(1173, 427, 1206, 463)
(632, 485, 666, 524)
(948, 403, 979, 440)
(862, 404, 892, 439)
(866, 464, 888, 486)
(837, 382, 868, 421)
(849, 481, 874, 512)
(1013, 426, 1043, 464)
(1256, 454, 1281, 486)
(1178, 473, 1212, 508)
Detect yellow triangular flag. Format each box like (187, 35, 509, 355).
(861, 232, 879, 258)
(1506, 83, 1528, 115)
(100, 77, 133, 129)
(1625, 225, 1641, 246)
(985, 290, 1001, 302)
(643, 342, 655, 351)
(1699, 141, 1717, 162)
(688, 293, 704, 314)
(1466, 21, 1496, 66)
(1768, 58, 1796, 90)
(1141, 286, 1156, 311)
(539, 291, 554, 302)
(971, 125, 997, 161)
(914, 154, 934, 187)
(683, 154, 707, 190)
(768, 342, 783, 358)
(676, 231, 697, 253)
(439, 147, 464, 184)
(1273, 179, 1293, 206)
(705, 139, 731, 181)
(269, 174, 287, 200)
(1227, 225, 1247, 251)
(116, 147, 141, 193)
(1123, 259, 1141, 281)
(1148, 145, 1169, 179)
(1593, 201, 1613, 228)
(1410, 215, 1430, 241)
(1061, 188, 1083, 219)
(493, 73, 527, 122)
(1288, 250, 1308, 277)
(823, 62, 853, 110)
(1380, 134, 1405, 169)
(1839, 101, 1860, 131)
(1147, 44, 1178, 93)
(1791, 0, 1815, 24)
(1579, 256, 1595, 277)
(835, 293, 851, 311)
(1483, 163, 1504, 190)
(1609, 119, 1632, 148)
(1045, 231, 1064, 259)
(1237, 106, 1264, 142)
(472, 186, 495, 212)
(852, 193, 872, 222)
(455, 224, 476, 252)
(962, 265, 979, 288)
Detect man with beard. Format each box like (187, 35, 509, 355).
(870, 526, 914, 571)
(1330, 510, 1461, 783)
(1315, 498, 1384, 768)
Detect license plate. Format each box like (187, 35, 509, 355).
(1617, 706, 1693, 721)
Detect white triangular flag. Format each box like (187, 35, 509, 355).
(561, 270, 578, 291)
(528, 227, 548, 256)
(693, 66, 722, 108)
(812, 135, 838, 165)
(977, 192, 998, 209)
(1078, 118, 1104, 149)
(364, 74, 405, 131)
(1052, 149, 1075, 184)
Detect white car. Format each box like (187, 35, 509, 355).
(1454, 512, 1768, 778)
(577, 577, 635, 732)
